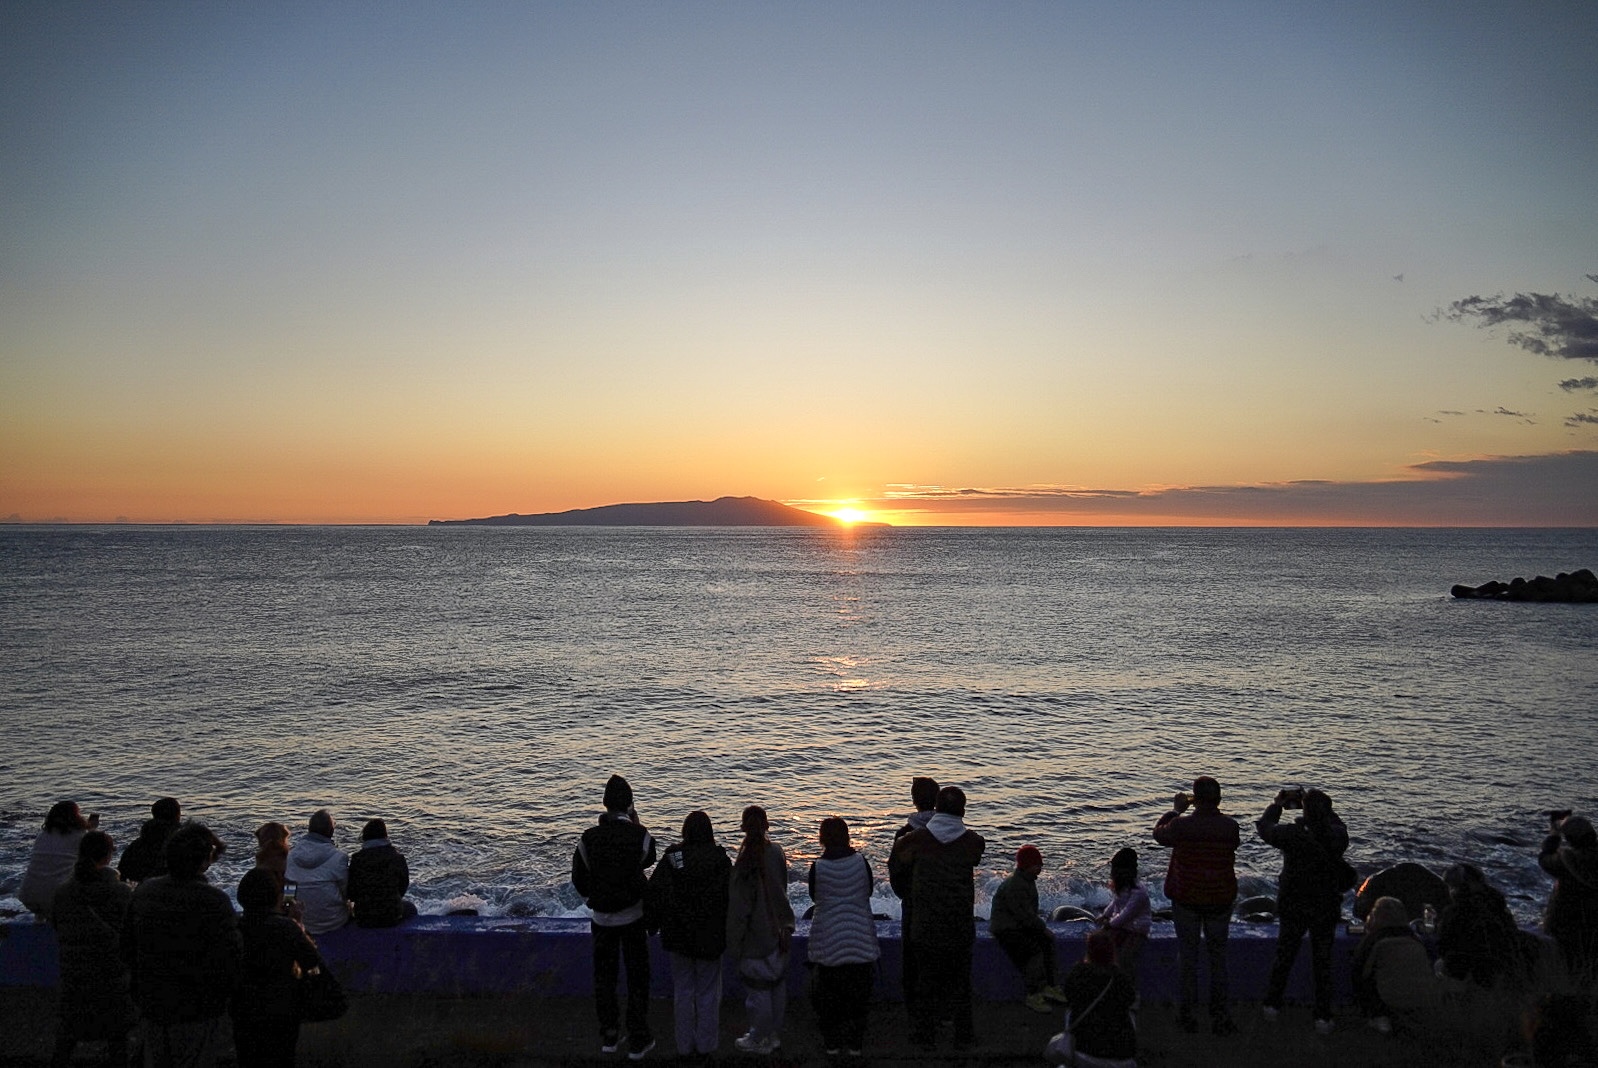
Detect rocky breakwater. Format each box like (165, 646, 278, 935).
(1451, 568, 1598, 602)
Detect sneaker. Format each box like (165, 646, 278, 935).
(846, 1049, 864, 1057)
(1025, 992, 1053, 1013)
(824, 1049, 841, 1057)
(734, 1033, 777, 1055)
(1368, 1016, 1392, 1035)
(1041, 985, 1068, 1004)
(601, 1032, 623, 1054)
(1314, 1018, 1334, 1035)
(1177, 1009, 1200, 1033)
(627, 1038, 655, 1061)
(1212, 1014, 1238, 1036)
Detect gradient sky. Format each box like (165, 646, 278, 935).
(3, 2, 1596, 525)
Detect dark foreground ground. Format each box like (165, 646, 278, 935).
(2, 984, 1584, 1068)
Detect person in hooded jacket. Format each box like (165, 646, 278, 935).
(806, 817, 881, 1056)
(49, 830, 135, 1068)
(284, 810, 350, 935)
(726, 805, 796, 1055)
(572, 774, 657, 1059)
(231, 868, 323, 1067)
(890, 776, 939, 1015)
(1352, 895, 1439, 1034)
(117, 797, 182, 885)
(347, 819, 416, 928)
(1257, 788, 1351, 1033)
(646, 810, 730, 1056)
(888, 785, 986, 1050)
(1437, 862, 1527, 990)
(1539, 813, 1598, 987)
(20, 801, 95, 919)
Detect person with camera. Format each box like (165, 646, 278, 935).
(1257, 787, 1350, 1034)
(1152, 776, 1240, 1035)
(1538, 810, 1598, 988)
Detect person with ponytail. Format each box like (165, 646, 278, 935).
(49, 830, 135, 1068)
(726, 805, 795, 1055)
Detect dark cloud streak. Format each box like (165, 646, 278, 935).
(1441, 278, 1598, 362)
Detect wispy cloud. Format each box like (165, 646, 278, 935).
(830, 452, 1598, 526)
(1567, 413, 1598, 429)
(1560, 377, 1598, 393)
(1441, 276, 1598, 362)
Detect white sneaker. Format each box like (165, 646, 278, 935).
(1314, 1018, 1334, 1035)
(627, 1038, 655, 1060)
(601, 1032, 623, 1054)
(1261, 1005, 1279, 1022)
(735, 1034, 777, 1055)
(1369, 1016, 1392, 1034)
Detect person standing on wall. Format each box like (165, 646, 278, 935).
(573, 774, 658, 1060)
(1152, 776, 1240, 1036)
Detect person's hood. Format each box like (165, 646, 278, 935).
(927, 813, 968, 844)
(1559, 842, 1598, 889)
(288, 833, 343, 870)
(360, 838, 392, 850)
(906, 810, 934, 832)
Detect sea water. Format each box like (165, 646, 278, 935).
(1, 525, 1593, 923)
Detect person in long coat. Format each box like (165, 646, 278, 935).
(726, 805, 795, 1055)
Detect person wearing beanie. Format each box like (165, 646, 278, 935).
(1049, 928, 1138, 1068)
(1539, 811, 1598, 986)
(1152, 775, 1240, 1035)
(572, 774, 657, 1059)
(888, 785, 986, 1049)
(117, 797, 182, 885)
(890, 776, 940, 1015)
(347, 818, 417, 928)
(989, 844, 1065, 1012)
(1099, 847, 1152, 984)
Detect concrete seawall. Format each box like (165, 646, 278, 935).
(1, 916, 1373, 1006)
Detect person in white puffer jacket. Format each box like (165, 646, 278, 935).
(284, 809, 350, 935)
(806, 817, 881, 1056)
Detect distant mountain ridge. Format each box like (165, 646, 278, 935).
(429, 495, 882, 527)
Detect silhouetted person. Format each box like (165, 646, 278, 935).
(1100, 847, 1151, 984)
(646, 810, 731, 1056)
(1438, 862, 1527, 990)
(231, 868, 322, 1068)
(285, 810, 350, 935)
(890, 775, 939, 1015)
(121, 821, 240, 1068)
(990, 844, 1063, 1012)
(20, 801, 96, 919)
(1352, 895, 1439, 1034)
(806, 817, 880, 1056)
(1258, 788, 1349, 1034)
(1539, 813, 1598, 987)
(49, 830, 134, 1068)
(572, 774, 657, 1059)
(1051, 929, 1138, 1068)
(347, 818, 416, 928)
(727, 805, 795, 1055)
(1152, 776, 1239, 1035)
(118, 798, 182, 885)
(253, 822, 290, 889)
(889, 785, 985, 1050)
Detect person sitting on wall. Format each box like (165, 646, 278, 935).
(1352, 895, 1440, 1034)
(1437, 862, 1529, 991)
(346, 819, 417, 928)
(19, 801, 96, 919)
(989, 844, 1066, 1012)
(118, 797, 182, 885)
(285, 810, 351, 935)
(1100, 847, 1152, 986)
(1539, 812, 1598, 988)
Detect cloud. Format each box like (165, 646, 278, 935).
(1567, 413, 1598, 429)
(1441, 276, 1598, 362)
(843, 451, 1598, 526)
(1560, 377, 1598, 393)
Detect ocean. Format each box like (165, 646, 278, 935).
(1, 525, 1593, 924)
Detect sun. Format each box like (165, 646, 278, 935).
(832, 508, 868, 524)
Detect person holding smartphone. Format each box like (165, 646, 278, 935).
(1539, 810, 1598, 987)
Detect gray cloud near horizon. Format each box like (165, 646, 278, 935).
(1561, 377, 1598, 393)
(864, 451, 1598, 525)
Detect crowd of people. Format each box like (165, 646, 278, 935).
(11, 776, 1598, 1067)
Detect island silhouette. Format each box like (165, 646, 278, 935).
(428, 496, 887, 527)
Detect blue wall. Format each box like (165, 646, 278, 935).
(2, 916, 1375, 1006)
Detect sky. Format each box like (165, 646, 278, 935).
(3, 2, 1596, 526)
